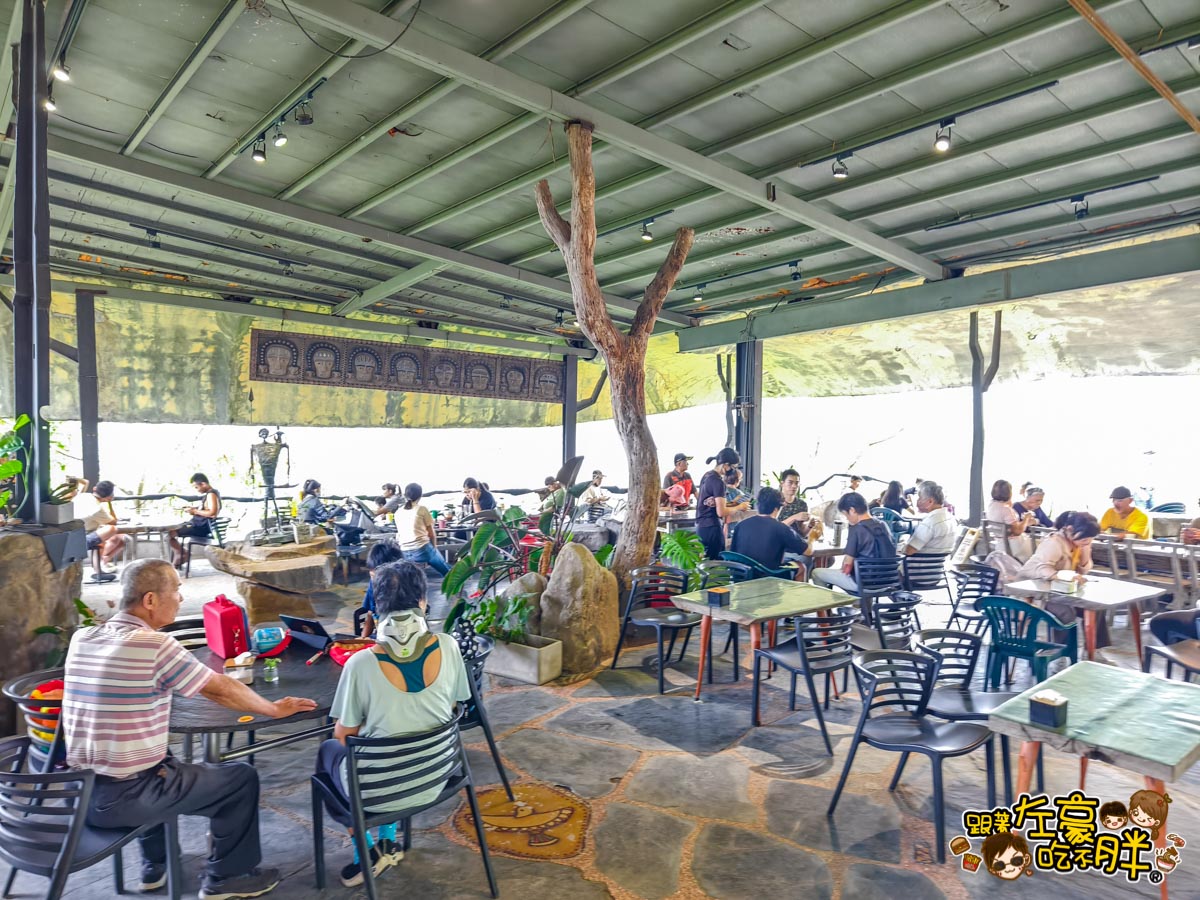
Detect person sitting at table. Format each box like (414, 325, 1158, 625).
(460, 477, 496, 518)
(987, 479, 1035, 537)
(359, 540, 404, 637)
(696, 448, 741, 560)
(778, 468, 812, 536)
(1013, 486, 1053, 528)
(61, 558, 316, 899)
(393, 483, 450, 577)
(84, 479, 129, 582)
(1099, 485, 1150, 539)
(298, 479, 343, 527)
(730, 486, 807, 576)
(879, 480, 914, 515)
(372, 484, 401, 518)
(168, 473, 221, 568)
(317, 560, 472, 887)
(1183, 499, 1200, 545)
(540, 476, 566, 515)
(662, 453, 695, 509)
(1014, 510, 1106, 646)
(812, 492, 896, 594)
(581, 470, 611, 508)
(904, 481, 959, 555)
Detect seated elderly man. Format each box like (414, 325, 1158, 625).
(1099, 485, 1150, 539)
(903, 481, 959, 556)
(61, 558, 316, 900)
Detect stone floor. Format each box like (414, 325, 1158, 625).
(21, 565, 1198, 899)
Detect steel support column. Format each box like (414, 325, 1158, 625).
(561, 355, 578, 463)
(733, 341, 762, 495)
(75, 289, 100, 484)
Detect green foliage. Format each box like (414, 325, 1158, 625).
(468, 594, 534, 645)
(659, 529, 705, 573)
(35, 598, 101, 667)
(0, 414, 32, 518)
(440, 521, 501, 599)
(593, 544, 615, 568)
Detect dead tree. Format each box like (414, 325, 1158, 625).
(716, 353, 734, 448)
(968, 310, 1002, 525)
(535, 121, 694, 588)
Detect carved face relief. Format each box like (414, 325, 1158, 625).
(393, 356, 419, 386)
(433, 361, 456, 388)
(265, 344, 292, 376)
(504, 368, 526, 394)
(312, 348, 336, 380)
(468, 365, 491, 391)
(536, 369, 559, 398)
(352, 351, 378, 383)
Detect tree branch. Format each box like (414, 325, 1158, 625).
(533, 179, 570, 251)
(577, 367, 608, 411)
(631, 226, 693, 340)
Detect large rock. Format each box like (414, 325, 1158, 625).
(539, 542, 619, 674)
(235, 579, 318, 626)
(225, 535, 337, 561)
(207, 546, 333, 594)
(569, 522, 612, 553)
(0, 528, 84, 735)
(502, 572, 548, 635)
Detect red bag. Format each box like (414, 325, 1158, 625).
(329, 639, 373, 667)
(203, 595, 250, 659)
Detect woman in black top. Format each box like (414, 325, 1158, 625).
(880, 480, 913, 515)
(695, 447, 741, 560)
(298, 479, 339, 525)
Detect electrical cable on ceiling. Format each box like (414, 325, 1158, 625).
(277, 0, 421, 59)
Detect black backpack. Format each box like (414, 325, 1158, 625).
(861, 518, 897, 559)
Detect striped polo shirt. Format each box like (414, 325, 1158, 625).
(62, 612, 215, 777)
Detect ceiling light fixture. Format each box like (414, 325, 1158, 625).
(251, 136, 267, 163)
(295, 100, 314, 126)
(272, 123, 288, 147)
(52, 59, 71, 82)
(640, 223, 653, 242)
(832, 155, 850, 180)
(789, 261, 802, 282)
(43, 91, 56, 112)
(933, 117, 954, 153)
(1072, 197, 1089, 220)
(693, 284, 705, 303)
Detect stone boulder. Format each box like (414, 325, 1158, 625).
(502, 572, 548, 635)
(225, 535, 337, 562)
(0, 528, 84, 735)
(569, 522, 613, 553)
(207, 546, 333, 594)
(539, 542, 619, 675)
(235, 579, 318, 626)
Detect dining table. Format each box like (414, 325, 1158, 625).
(671, 578, 844, 700)
(116, 518, 190, 560)
(1006, 576, 1165, 662)
(989, 662, 1200, 899)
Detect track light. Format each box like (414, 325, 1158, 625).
(789, 261, 802, 282)
(693, 284, 705, 303)
(272, 124, 288, 147)
(1073, 197, 1089, 220)
(295, 100, 314, 126)
(52, 60, 70, 82)
(831, 156, 849, 180)
(43, 92, 56, 112)
(640, 223, 653, 242)
(251, 137, 267, 163)
(934, 128, 951, 153)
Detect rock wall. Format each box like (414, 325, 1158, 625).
(539, 543, 619, 675)
(0, 529, 83, 735)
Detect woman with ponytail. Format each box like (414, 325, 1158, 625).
(695, 447, 742, 559)
(298, 478, 339, 525)
(317, 560, 470, 886)
(392, 483, 450, 576)
(1015, 510, 1107, 646)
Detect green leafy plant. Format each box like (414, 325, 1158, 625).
(34, 598, 101, 667)
(593, 544, 615, 568)
(0, 414, 32, 520)
(46, 477, 83, 505)
(659, 529, 705, 574)
(467, 594, 534, 645)
(442, 507, 530, 632)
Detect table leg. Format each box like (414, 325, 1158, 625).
(749, 623, 762, 660)
(203, 732, 222, 764)
(1084, 610, 1098, 661)
(1079, 756, 1088, 791)
(1015, 740, 1042, 796)
(694, 614, 712, 701)
(1145, 775, 1169, 900)
(767, 620, 777, 674)
(1131, 603, 1144, 670)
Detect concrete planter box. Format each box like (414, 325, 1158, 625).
(484, 634, 562, 685)
(39, 502, 75, 526)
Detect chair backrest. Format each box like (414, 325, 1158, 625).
(1151, 502, 1186, 514)
(2, 669, 66, 768)
(697, 559, 753, 588)
(628, 565, 689, 610)
(159, 615, 208, 649)
(718, 550, 791, 580)
(0, 736, 93, 875)
(344, 716, 466, 822)
(460, 635, 493, 730)
(795, 610, 859, 672)
(872, 592, 922, 650)
(854, 555, 903, 596)
(870, 507, 901, 524)
(902, 552, 950, 590)
(951, 564, 1000, 608)
(210, 517, 231, 547)
(915, 628, 983, 687)
(977, 596, 1074, 650)
(982, 520, 1012, 556)
(851, 650, 935, 719)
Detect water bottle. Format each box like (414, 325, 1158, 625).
(834, 521, 845, 547)
(263, 658, 279, 684)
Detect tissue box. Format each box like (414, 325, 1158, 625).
(1051, 571, 1081, 593)
(1029, 693, 1068, 728)
(224, 652, 256, 685)
(706, 586, 731, 607)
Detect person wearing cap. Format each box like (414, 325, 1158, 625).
(540, 476, 566, 514)
(663, 453, 695, 509)
(581, 470, 611, 507)
(1099, 486, 1150, 539)
(696, 448, 741, 559)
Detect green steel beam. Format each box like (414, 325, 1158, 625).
(122, 0, 244, 155)
(279, 0, 594, 201)
(676, 233, 1200, 351)
(333, 260, 447, 315)
(203, 0, 419, 179)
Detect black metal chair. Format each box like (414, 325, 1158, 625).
(827, 651, 994, 864)
(310, 715, 498, 900)
(850, 591, 922, 652)
(2, 668, 65, 775)
(0, 736, 184, 900)
(915, 629, 1019, 804)
(462, 635, 514, 801)
(610, 565, 698, 694)
(947, 564, 999, 634)
(1142, 609, 1200, 681)
(698, 559, 754, 681)
(183, 516, 230, 577)
(851, 555, 903, 624)
(750, 609, 859, 749)
(901, 552, 953, 602)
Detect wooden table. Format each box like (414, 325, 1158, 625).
(803, 542, 842, 581)
(989, 662, 1200, 898)
(1006, 576, 1165, 663)
(672, 579, 844, 700)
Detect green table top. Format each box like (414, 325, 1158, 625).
(988, 661, 1200, 782)
(672, 578, 844, 626)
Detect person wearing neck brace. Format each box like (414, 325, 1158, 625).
(316, 561, 471, 887)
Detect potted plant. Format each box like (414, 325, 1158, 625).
(0, 414, 30, 526)
(40, 477, 83, 526)
(449, 593, 563, 685)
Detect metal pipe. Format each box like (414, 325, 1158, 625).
(75, 288, 100, 484)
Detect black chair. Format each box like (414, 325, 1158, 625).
(901, 552, 953, 602)
(827, 651, 994, 864)
(0, 736, 184, 900)
(851, 555, 903, 624)
(2, 668, 65, 775)
(462, 635, 515, 801)
(610, 565, 699, 694)
(915, 629, 1019, 804)
(750, 609, 859, 750)
(183, 516, 230, 577)
(947, 564, 999, 634)
(310, 715, 498, 900)
(1142, 609, 1200, 681)
(698, 559, 754, 681)
(850, 591, 922, 652)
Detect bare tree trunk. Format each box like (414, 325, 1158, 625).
(968, 310, 1003, 525)
(535, 122, 694, 589)
(716, 353, 734, 449)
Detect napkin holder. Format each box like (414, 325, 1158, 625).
(1051, 570, 1081, 593)
(224, 651, 256, 685)
(706, 586, 731, 607)
(1029, 689, 1067, 728)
